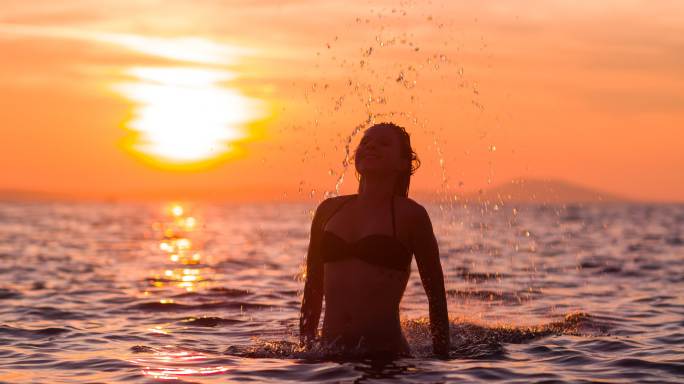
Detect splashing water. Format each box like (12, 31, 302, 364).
(220, 311, 608, 361)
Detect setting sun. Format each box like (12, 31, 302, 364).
(115, 66, 264, 166)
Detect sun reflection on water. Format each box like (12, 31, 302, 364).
(130, 346, 233, 380)
(149, 203, 209, 292)
(131, 204, 239, 380)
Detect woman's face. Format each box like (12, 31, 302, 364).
(354, 125, 405, 176)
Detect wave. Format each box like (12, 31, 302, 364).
(127, 300, 272, 312)
(218, 311, 609, 360)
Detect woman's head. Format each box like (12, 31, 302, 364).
(354, 122, 420, 197)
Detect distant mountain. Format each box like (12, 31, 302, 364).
(453, 178, 630, 204)
(0, 179, 632, 204)
(0, 189, 74, 202)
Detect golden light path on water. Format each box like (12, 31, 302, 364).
(116, 66, 263, 165)
(130, 204, 233, 380)
(130, 347, 232, 380)
(153, 203, 204, 291)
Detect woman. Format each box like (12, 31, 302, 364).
(299, 122, 450, 358)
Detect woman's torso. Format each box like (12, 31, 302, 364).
(318, 194, 413, 356)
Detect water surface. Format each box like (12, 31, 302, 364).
(0, 201, 682, 383)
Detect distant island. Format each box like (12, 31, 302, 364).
(0, 179, 632, 204)
(421, 178, 631, 204)
(0, 189, 74, 202)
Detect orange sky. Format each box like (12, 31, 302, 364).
(1, 1, 682, 202)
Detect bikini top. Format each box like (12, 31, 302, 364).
(320, 195, 412, 272)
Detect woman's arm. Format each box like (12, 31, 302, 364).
(411, 204, 450, 357)
(298, 199, 330, 344)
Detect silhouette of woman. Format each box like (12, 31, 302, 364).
(299, 122, 450, 358)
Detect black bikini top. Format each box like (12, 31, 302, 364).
(320, 195, 412, 272)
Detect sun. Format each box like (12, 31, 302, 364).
(115, 66, 264, 168)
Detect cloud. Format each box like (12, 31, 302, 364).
(0, 23, 257, 65)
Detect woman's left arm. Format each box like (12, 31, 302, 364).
(299, 199, 332, 345)
(411, 204, 450, 357)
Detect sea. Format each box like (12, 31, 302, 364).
(0, 200, 682, 383)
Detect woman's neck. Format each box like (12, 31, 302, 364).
(357, 174, 397, 204)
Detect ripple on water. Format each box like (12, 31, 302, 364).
(609, 358, 684, 376)
(455, 268, 508, 283)
(447, 288, 541, 304)
(460, 366, 553, 381)
(0, 325, 72, 339)
(20, 306, 89, 320)
(179, 316, 245, 327)
(170, 287, 252, 299)
(665, 236, 683, 246)
(654, 332, 684, 345)
(572, 338, 642, 352)
(51, 357, 138, 371)
(127, 300, 272, 312)
(0, 288, 21, 299)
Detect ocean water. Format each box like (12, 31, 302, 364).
(0, 201, 682, 383)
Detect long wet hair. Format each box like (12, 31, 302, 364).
(355, 122, 421, 197)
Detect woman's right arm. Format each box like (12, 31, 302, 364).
(299, 199, 331, 344)
(411, 203, 450, 357)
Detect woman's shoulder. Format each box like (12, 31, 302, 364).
(397, 196, 429, 219)
(314, 194, 355, 216)
(396, 197, 433, 238)
(319, 194, 354, 207)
